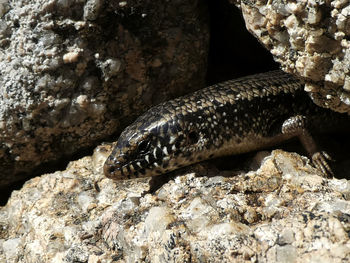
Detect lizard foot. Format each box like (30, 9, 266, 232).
(312, 151, 334, 178)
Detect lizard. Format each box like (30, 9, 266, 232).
(103, 70, 350, 180)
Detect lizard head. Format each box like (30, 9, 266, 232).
(103, 101, 214, 180)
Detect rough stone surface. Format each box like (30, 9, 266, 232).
(1, 147, 350, 262)
(230, 0, 350, 114)
(0, 0, 209, 185)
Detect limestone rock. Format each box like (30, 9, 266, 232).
(0, 0, 209, 185)
(1, 147, 350, 262)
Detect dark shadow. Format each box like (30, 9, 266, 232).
(206, 0, 278, 84)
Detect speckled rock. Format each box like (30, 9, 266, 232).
(0, 0, 209, 185)
(1, 147, 350, 262)
(230, 0, 350, 114)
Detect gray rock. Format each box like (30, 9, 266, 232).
(0, 0, 209, 185)
(230, 0, 350, 114)
(1, 148, 350, 262)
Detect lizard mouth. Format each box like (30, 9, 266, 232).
(103, 151, 172, 180)
(103, 155, 146, 180)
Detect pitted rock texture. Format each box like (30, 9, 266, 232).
(1, 148, 350, 262)
(230, 0, 350, 114)
(0, 0, 209, 185)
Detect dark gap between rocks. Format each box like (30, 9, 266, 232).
(206, 0, 278, 84)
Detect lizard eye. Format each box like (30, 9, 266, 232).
(137, 139, 151, 154)
(188, 131, 199, 144)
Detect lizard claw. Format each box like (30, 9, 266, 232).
(311, 151, 334, 178)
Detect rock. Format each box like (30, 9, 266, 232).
(230, 0, 350, 114)
(0, 0, 209, 185)
(1, 148, 350, 262)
